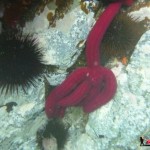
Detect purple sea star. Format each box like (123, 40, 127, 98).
(45, 0, 134, 118)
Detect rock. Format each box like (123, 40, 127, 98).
(65, 30, 150, 150)
(0, 5, 95, 150)
(1, 2, 150, 150)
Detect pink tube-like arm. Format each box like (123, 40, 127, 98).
(86, 2, 122, 68)
(83, 68, 117, 112)
(45, 68, 87, 118)
(86, 0, 133, 68)
(58, 80, 91, 107)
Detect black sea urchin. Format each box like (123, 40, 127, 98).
(100, 12, 146, 65)
(37, 119, 68, 150)
(0, 29, 45, 94)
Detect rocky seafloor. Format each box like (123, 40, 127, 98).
(0, 1, 150, 150)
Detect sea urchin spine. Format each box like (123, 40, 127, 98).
(0, 29, 45, 94)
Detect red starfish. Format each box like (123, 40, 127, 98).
(45, 0, 134, 118)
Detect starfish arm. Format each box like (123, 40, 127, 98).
(85, 0, 134, 67)
(45, 90, 66, 118)
(53, 107, 66, 118)
(52, 67, 87, 99)
(45, 91, 60, 118)
(45, 68, 87, 107)
(45, 67, 87, 118)
(86, 2, 122, 67)
(83, 68, 117, 113)
(121, 0, 134, 6)
(78, 85, 100, 106)
(58, 80, 91, 107)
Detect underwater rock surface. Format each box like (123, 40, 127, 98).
(64, 30, 150, 150)
(0, 78, 46, 150)
(0, 3, 150, 150)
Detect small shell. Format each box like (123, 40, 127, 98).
(76, 39, 86, 48)
(81, 3, 89, 14)
(121, 56, 128, 65)
(47, 12, 53, 21)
